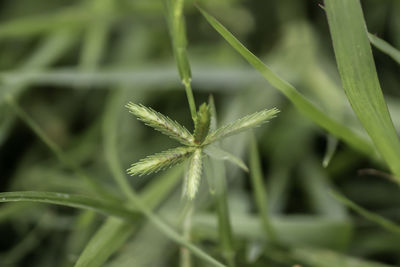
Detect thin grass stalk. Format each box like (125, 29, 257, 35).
(249, 133, 278, 244)
(166, 0, 196, 121)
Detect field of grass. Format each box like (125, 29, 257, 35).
(1, 0, 400, 266)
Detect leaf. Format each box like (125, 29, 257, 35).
(0, 191, 136, 220)
(196, 6, 377, 159)
(0, 191, 226, 267)
(126, 102, 194, 146)
(74, 218, 135, 267)
(331, 191, 400, 235)
(204, 145, 248, 172)
(184, 149, 203, 199)
(322, 135, 338, 168)
(204, 108, 279, 145)
(127, 146, 194, 176)
(325, 0, 400, 177)
(368, 33, 400, 65)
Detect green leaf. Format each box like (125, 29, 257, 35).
(74, 218, 135, 267)
(368, 33, 400, 65)
(0, 191, 137, 220)
(204, 108, 279, 145)
(127, 146, 194, 176)
(204, 145, 248, 172)
(331, 191, 400, 235)
(196, 6, 377, 159)
(126, 102, 194, 146)
(325, 0, 400, 177)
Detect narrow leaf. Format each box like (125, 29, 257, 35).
(197, 6, 377, 158)
(368, 33, 400, 65)
(204, 145, 248, 172)
(126, 102, 194, 146)
(331, 191, 400, 235)
(325, 0, 400, 177)
(74, 218, 134, 267)
(204, 108, 279, 145)
(185, 149, 203, 199)
(127, 146, 194, 176)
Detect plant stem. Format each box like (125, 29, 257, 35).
(180, 203, 193, 267)
(249, 133, 278, 245)
(166, 0, 197, 121)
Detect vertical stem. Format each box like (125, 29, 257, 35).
(167, 0, 197, 121)
(249, 133, 278, 244)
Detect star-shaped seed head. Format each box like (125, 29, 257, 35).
(126, 101, 279, 199)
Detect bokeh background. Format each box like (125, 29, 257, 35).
(1, 0, 400, 266)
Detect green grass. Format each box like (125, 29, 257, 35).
(1, 0, 400, 266)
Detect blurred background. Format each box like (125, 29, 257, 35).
(0, 0, 400, 266)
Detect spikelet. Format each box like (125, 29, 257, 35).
(193, 103, 211, 144)
(126, 102, 194, 146)
(128, 146, 194, 176)
(204, 108, 280, 145)
(185, 148, 203, 199)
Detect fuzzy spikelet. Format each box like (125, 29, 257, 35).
(193, 103, 211, 144)
(204, 108, 280, 145)
(126, 102, 194, 146)
(185, 148, 202, 199)
(127, 146, 194, 176)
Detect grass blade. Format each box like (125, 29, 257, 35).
(74, 218, 134, 267)
(196, 6, 376, 159)
(325, 0, 400, 177)
(368, 33, 400, 65)
(331, 191, 400, 235)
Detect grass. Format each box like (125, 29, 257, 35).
(1, 0, 400, 266)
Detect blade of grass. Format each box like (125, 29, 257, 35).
(74, 218, 135, 267)
(196, 6, 376, 160)
(249, 133, 278, 244)
(324, 0, 400, 177)
(368, 33, 400, 65)
(331, 191, 400, 235)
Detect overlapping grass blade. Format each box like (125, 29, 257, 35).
(368, 33, 400, 65)
(325, 0, 400, 177)
(196, 6, 376, 158)
(331, 191, 400, 235)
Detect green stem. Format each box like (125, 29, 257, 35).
(183, 79, 197, 122)
(249, 133, 278, 244)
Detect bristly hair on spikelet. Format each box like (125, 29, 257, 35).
(126, 100, 279, 199)
(184, 148, 203, 199)
(127, 146, 195, 176)
(126, 102, 194, 146)
(204, 108, 280, 145)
